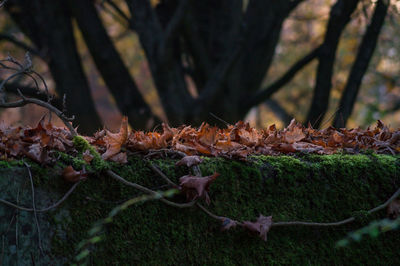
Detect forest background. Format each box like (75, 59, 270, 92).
(0, 0, 399, 134)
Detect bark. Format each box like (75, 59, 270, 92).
(306, 0, 360, 128)
(68, 0, 153, 129)
(5, 0, 102, 134)
(333, 0, 388, 128)
(127, 0, 193, 125)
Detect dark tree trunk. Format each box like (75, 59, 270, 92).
(68, 0, 154, 129)
(127, 0, 193, 125)
(333, 0, 388, 128)
(306, 0, 359, 128)
(5, 0, 102, 134)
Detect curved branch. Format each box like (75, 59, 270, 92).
(0, 33, 41, 56)
(106, 170, 196, 208)
(246, 45, 321, 109)
(0, 90, 76, 136)
(0, 181, 81, 212)
(273, 186, 400, 227)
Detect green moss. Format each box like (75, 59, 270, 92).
(72, 135, 109, 172)
(1, 154, 400, 264)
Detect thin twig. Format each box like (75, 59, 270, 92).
(196, 203, 224, 221)
(24, 162, 43, 255)
(0, 90, 76, 136)
(148, 163, 178, 188)
(272, 187, 400, 227)
(0, 181, 81, 212)
(106, 170, 195, 208)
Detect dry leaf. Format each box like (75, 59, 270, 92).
(179, 172, 219, 204)
(62, 166, 87, 183)
(102, 116, 128, 160)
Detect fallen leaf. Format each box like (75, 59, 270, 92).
(179, 172, 219, 204)
(102, 116, 128, 160)
(284, 126, 305, 144)
(62, 166, 87, 183)
(242, 215, 273, 241)
(175, 155, 204, 167)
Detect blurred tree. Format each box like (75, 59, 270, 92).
(0, 0, 392, 132)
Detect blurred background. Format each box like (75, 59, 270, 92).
(0, 0, 399, 134)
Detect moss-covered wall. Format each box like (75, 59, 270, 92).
(1, 154, 400, 265)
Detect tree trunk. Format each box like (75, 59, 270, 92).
(333, 0, 388, 128)
(68, 0, 154, 129)
(6, 0, 102, 134)
(306, 0, 359, 128)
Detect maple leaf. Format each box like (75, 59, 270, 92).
(102, 116, 128, 160)
(242, 215, 273, 241)
(179, 172, 219, 204)
(175, 155, 204, 167)
(387, 199, 400, 220)
(62, 166, 87, 183)
(197, 122, 218, 146)
(283, 119, 305, 144)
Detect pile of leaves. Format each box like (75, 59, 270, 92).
(0, 117, 400, 164)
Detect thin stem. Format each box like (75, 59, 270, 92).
(0, 90, 76, 136)
(24, 162, 43, 254)
(0, 181, 81, 212)
(106, 170, 195, 208)
(272, 187, 400, 227)
(148, 163, 178, 188)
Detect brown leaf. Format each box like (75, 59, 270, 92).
(62, 166, 87, 183)
(242, 215, 273, 241)
(175, 155, 204, 167)
(102, 116, 128, 160)
(283, 121, 305, 144)
(179, 172, 219, 204)
(387, 199, 400, 220)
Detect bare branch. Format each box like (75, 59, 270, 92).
(106, 170, 196, 208)
(0, 33, 40, 56)
(0, 181, 81, 212)
(273, 187, 400, 227)
(158, 0, 190, 60)
(195, 41, 242, 112)
(246, 45, 321, 109)
(24, 162, 43, 254)
(0, 90, 76, 136)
